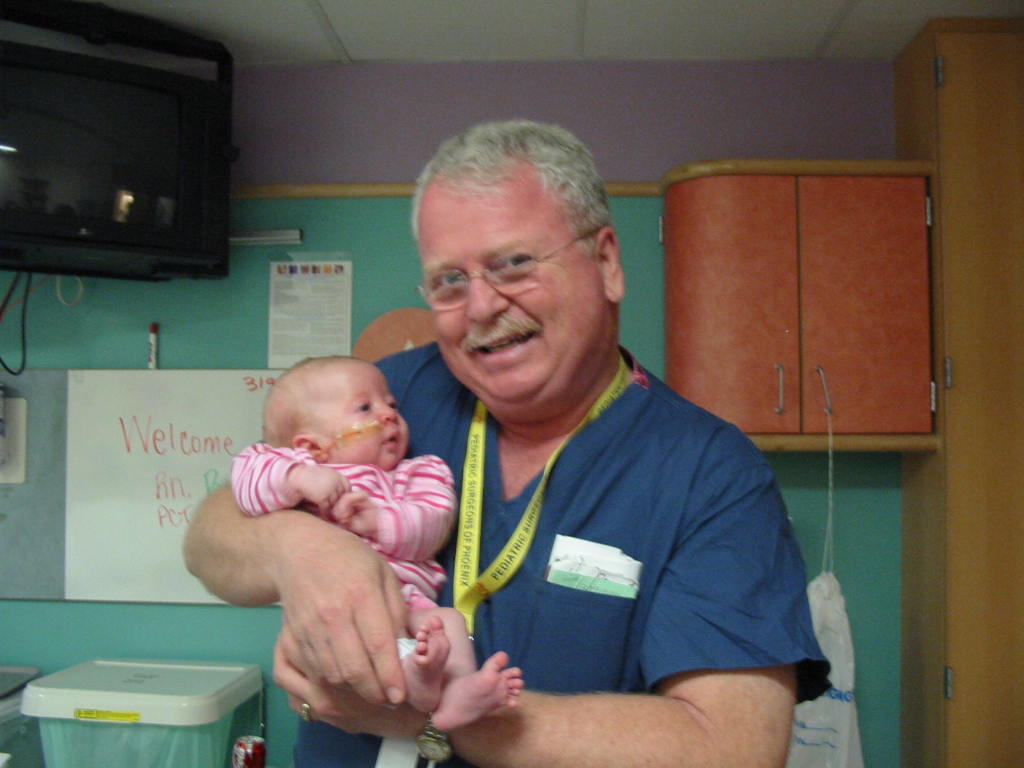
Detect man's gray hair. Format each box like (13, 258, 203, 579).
(411, 120, 611, 240)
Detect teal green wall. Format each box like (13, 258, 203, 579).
(0, 196, 899, 767)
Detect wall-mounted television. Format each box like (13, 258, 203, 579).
(0, 13, 233, 280)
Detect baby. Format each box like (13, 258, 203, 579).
(232, 355, 522, 730)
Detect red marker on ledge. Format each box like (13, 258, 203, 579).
(148, 323, 159, 369)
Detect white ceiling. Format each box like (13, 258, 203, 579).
(14, 0, 1023, 67)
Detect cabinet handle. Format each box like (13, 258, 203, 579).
(775, 363, 786, 414)
(814, 365, 834, 415)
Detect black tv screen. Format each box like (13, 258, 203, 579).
(0, 40, 232, 280)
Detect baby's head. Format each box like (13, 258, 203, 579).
(263, 356, 410, 470)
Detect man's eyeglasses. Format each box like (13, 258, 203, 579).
(418, 227, 601, 309)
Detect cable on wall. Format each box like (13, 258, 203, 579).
(0, 271, 33, 375)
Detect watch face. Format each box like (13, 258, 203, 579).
(416, 732, 452, 761)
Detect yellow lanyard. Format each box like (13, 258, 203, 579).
(453, 356, 632, 633)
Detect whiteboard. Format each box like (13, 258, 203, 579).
(65, 370, 280, 603)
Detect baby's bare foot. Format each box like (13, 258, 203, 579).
(402, 615, 449, 714)
(431, 651, 524, 732)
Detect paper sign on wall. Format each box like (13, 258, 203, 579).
(268, 258, 352, 368)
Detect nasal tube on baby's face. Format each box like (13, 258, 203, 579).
(337, 419, 381, 444)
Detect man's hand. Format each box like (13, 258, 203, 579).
(274, 619, 423, 738)
(184, 485, 408, 705)
(271, 517, 410, 705)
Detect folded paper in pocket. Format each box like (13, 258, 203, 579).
(545, 534, 642, 599)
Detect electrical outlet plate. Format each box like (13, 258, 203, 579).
(0, 397, 27, 484)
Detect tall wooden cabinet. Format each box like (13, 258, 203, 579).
(662, 160, 933, 440)
(895, 18, 1024, 768)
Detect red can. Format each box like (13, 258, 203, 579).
(232, 735, 266, 768)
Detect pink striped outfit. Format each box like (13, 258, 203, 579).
(231, 443, 456, 608)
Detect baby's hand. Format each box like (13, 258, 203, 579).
(330, 491, 380, 537)
(288, 464, 350, 517)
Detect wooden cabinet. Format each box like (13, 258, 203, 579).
(661, 160, 933, 440)
(896, 18, 1024, 768)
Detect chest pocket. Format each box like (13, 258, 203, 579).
(511, 580, 638, 693)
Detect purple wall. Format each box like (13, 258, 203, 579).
(231, 59, 895, 186)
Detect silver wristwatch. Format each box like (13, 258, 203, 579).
(415, 713, 452, 762)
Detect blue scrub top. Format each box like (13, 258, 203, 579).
(295, 344, 829, 768)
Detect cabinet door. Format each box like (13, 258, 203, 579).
(664, 175, 801, 432)
(799, 176, 932, 433)
(935, 30, 1024, 768)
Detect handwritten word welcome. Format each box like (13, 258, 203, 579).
(118, 415, 236, 457)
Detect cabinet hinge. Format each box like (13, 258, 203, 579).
(925, 195, 933, 227)
(658, 215, 664, 244)
(930, 380, 937, 412)
(944, 665, 954, 699)
(935, 55, 944, 87)
(943, 357, 954, 389)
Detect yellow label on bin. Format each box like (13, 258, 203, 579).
(74, 708, 141, 722)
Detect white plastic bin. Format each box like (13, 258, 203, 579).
(20, 659, 261, 768)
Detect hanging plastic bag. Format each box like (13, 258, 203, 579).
(787, 398, 864, 768)
(787, 571, 864, 768)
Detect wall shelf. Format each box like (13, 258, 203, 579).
(751, 434, 940, 453)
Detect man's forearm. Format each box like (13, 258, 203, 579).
(183, 483, 300, 605)
(450, 666, 796, 768)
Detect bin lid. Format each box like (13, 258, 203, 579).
(20, 659, 261, 726)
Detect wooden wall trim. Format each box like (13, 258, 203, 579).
(233, 181, 661, 199)
(660, 159, 935, 191)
